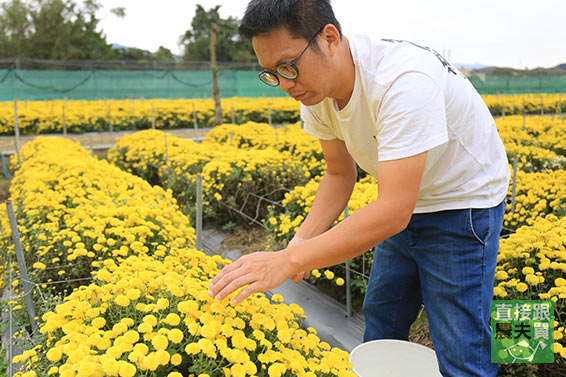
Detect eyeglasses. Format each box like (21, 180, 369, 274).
(258, 27, 323, 87)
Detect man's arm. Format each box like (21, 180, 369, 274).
(284, 151, 427, 270)
(208, 151, 427, 304)
(288, 137, 357, 282)
(292, 138, 357, 240)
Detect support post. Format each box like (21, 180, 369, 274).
(193, 104, 198, 130)
(210, 23, 223, 126)
(510, 156, 518, 214)
(13, 98, 21, 165)
(108, 104, 113, 134)
(344, 204, 352, 318)
(196, 176, 203, 251)
(6, 200, 38, 336)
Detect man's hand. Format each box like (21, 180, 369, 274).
(208, 251, 298, 305)
(288, 236, 310, 283)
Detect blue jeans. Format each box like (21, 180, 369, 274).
(362, 200, 506, 377)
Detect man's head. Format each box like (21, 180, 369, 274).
(239, 0, 341, 49)
(239, 0, 349, 106)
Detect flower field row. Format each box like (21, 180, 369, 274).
(494, 215, 566, 363)
(105, 116, 566, 366)
(1, 137, 196, 295)
(497, 115, 566, 172)
(0, 93, 564, 135)
(0, 98, 300, 136)
(107, 123, 322, 227)
(483, 93, 566, 117)
(109, 116, 566, 235)
(1, 138, 356, 377)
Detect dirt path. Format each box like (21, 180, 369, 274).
(0, 178, 10, 201)
(0, 127, 212, 154)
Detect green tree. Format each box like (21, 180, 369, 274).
(154, 46, 175, 61)
(0, 0, 33, 57)
(0, 0, 126, 60)
(180, 4, 255, 62)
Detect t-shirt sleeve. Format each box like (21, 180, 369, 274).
(300, 103, 336, 140)
(375, 72, 449, 162)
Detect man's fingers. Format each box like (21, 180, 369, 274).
(209, 265, 246, 299)
(214, 274, 255, 301)
(210, 259, 240, 286)
(291, 271, 310, 283)
(231, 282, 262, 305)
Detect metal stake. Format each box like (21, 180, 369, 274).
(8, 251, 13, 377)
(6, 200, 38, 336)
(13, 98, 21, 166)
(196, 176, 203, 251)
(193, 104, 198, 130)
(344, 204, 352, 318)
(510, 156, 518, 214)
(108, 105, 113, 134)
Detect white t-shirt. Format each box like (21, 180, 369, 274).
(301, 35, 510, 213)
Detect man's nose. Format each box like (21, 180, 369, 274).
(278, 76, 295, 93)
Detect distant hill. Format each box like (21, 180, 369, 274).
(471, 63, 566, 77)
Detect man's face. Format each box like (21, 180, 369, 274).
(252, 27, 331, 106)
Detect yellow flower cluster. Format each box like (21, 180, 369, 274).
(484, 93, 566, 116)
(271, 175, 377, 242)
(0, 136, 195, 294)
(107, 129, 213, 186)
(202, 121, 325, 177)
(107, 126, 314, 227)
(276, 124, 326, 178)
(496, 115, 566, 172)
(504, 169, 566, 229)
(0, 97, 301, 135)
(13, 251, 356, 377)
(203, 122, 277, 150)
(494, 215, 566, 356)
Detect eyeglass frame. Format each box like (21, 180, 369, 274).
(258, 26, 325, 87)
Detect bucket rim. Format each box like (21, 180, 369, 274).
(349, 339, 436, 361)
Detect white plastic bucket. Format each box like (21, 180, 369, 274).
(349, 339, 442, 377)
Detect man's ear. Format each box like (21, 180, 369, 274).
(321, 24, 341, 57)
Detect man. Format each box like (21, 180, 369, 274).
(208, 1, 510, 376)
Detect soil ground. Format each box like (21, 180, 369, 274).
(0, 178, 10, 202)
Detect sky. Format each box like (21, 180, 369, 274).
(97, 0, 566, 70)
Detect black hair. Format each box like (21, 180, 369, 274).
(238, 0, 342, 49)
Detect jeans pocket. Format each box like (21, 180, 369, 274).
(468, 207, 491, 246)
